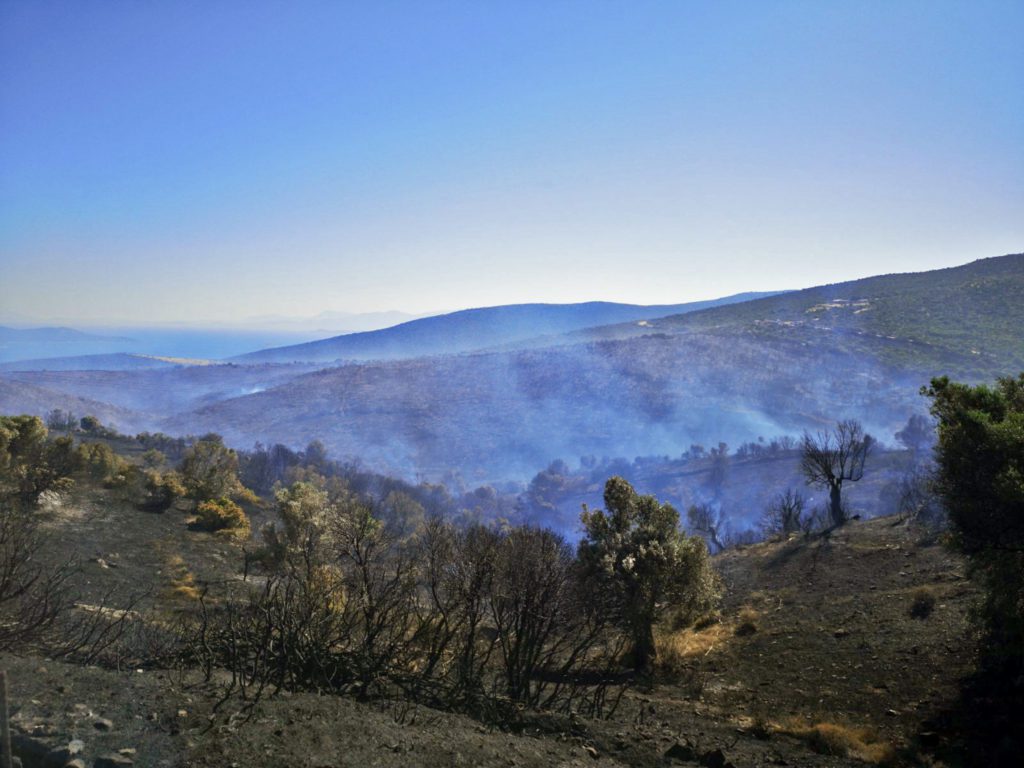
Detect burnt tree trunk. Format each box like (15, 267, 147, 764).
(829, 482, 845, 527)
(0, 670, 12, 768)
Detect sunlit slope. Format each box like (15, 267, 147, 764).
(578, 253, 1024, 378)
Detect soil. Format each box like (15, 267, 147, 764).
(3, 489, 982, 767)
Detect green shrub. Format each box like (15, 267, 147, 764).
(926, 373, 1024, 675)
(76, 442, 128, 484)
(141, 470, 186, 512)
(194, 497, 250, 536)
(0, 415, 75, 504)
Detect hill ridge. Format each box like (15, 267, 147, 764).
(232, 292, 781, 364)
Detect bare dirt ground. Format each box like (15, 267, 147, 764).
(3, 491, 980, 767)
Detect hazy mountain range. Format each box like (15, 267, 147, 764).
(1, 253, 1020, 483)
(233, 293, 781, 364)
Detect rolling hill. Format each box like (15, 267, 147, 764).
(232, 293, 779, 364)
(0, 378, 137, 430)
(575, 253, 1024, 378)
(0, 363, 320, 428)
(0, 353, 195, 372)
(2, 254, 1020, 484)
(167, 328, 929, 481)
(164, 254, 1023, 480)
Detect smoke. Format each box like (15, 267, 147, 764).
(0, 307, 952, 499)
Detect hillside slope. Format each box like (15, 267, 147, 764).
(233, 293, 779, 364)
(3, 254, 1019, 484)
(163, 255, 1024, 480)
(0, 378, 137, 429)
(169, 329, 928, 480)
(579, 253, 1024, 378)
(0, 353, 190, 372)
(3, 489, 980, 768)
(0, 363, 320, 428)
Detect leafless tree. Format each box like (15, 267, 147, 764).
(0, 500, 74, 651)
(686, 503, 726, 553)
(801, 419, 874, 527)
(760, 488, 808, 538)
(898, 465, 946, 530)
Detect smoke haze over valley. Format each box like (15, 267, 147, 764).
(1, 255, 1020, 499)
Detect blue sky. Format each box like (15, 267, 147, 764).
(1, 0, 1022, 326)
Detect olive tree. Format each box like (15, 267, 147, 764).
(578, 477, 719, 673)
(0, 415, 75, 505)
(925, 374, 1024, 676)
(179, 437, 249, 504)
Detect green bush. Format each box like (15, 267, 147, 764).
(76, 442, 128, 485)
(926, 373, 1024, 675)
(141, 470, 186, 512)
(194, 497, 250, 537)
(578, 476, 721, 672)
(0, 415, 75, 504)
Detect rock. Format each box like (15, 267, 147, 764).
(117, 749, 137, 756)
(583, 744, 598, 759)
(700, 748, 728, 768)
(94, 755, 134, 767)
(44, 740, 87, 768)
(176, 709, 188, 718)
(10, 734, 50, 764)
(66, 761, 87, 768)
(94, 717, 115, 731)
(833, 628, 850, 638)
(665, 742, 698, 762)
(918, 731, 940, 748)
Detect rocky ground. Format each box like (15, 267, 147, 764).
(2, 490, 980, 767)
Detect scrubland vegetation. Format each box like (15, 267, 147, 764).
(0, 369, 1020, 766)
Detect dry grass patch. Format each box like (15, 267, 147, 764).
(657, 602, 765, 670)
(734, 607, 759, 636)
(166, 553, 201, 601)
(656, 620, 731, 671)
(778, 719, 897, 765)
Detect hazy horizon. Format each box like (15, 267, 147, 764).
(3, 1, 1023, 325)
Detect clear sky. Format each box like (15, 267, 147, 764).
(1, 0, 1022, 326)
